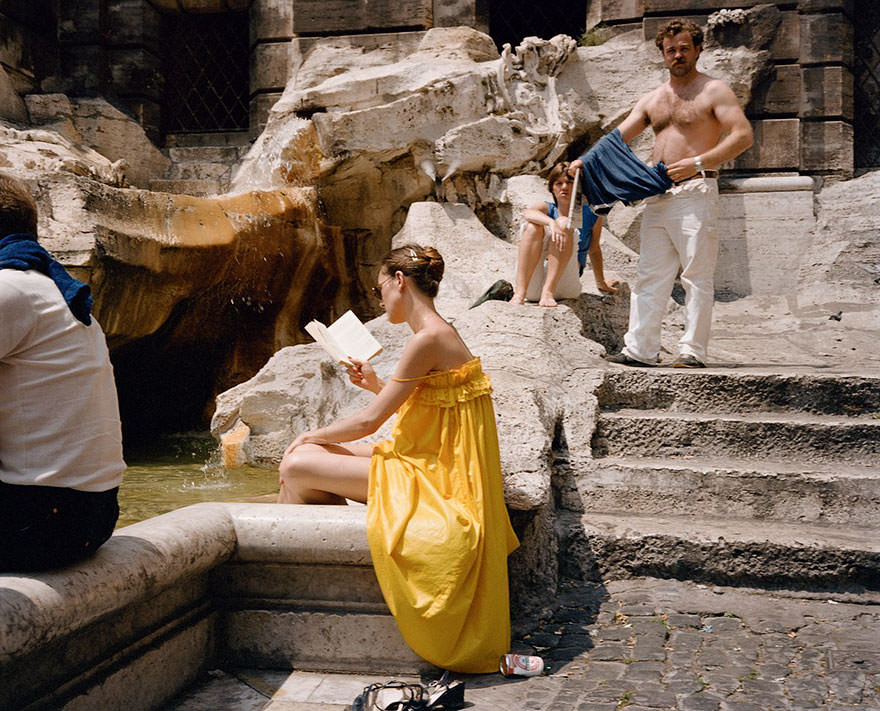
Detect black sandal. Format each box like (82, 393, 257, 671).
(352, 680, 429, 711)
(425, 671, 466, 710)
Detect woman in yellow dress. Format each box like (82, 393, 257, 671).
(278, 243, 519, 673)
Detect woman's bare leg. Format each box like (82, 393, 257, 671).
(512, 223, 545, 304)
(278, 442, 372, 504)
(587, 222, 619, 294)
(540, 233, 574, 306)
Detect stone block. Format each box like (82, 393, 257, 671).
(249, 92, 281, 139)
(106, 0, 163, 52)
(732, 118, 800, 171)
(643, 15, 708, 45)
(717, 178, 815, 297)
(57, 45, 105, 94)
(118, 98, 162, 143)
(250, 0, 294, 45)
(107, 47, 164, 101)
(291, 0, 433, 34)
(222, 609, 428, 673)
(644, 0, 762, 11)
(250, 41, 291, 95)
(57, 0, 102, 43)
(799, 13, 854, 66)
(749, 64, 800, 116)
(770, 10, 799, 62)
(798, 0, 854, 15)
(801, 65, 853, 120)
(433, 0, 490, 33)
(587, 0, 644, 26)
(801, 120, 853, 175)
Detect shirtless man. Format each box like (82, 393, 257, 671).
(576, 18, 753, 367)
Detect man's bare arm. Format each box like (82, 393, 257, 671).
(616, 94, 652, 144)
(569, 95, 651, 177)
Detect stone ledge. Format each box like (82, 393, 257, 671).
(720, 175, 815, 193)
(0, 502, 236, 663)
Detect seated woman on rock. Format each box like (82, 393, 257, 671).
(511, 161, 619, 306)
(278, 243, 519, 674)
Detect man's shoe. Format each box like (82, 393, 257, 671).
(673, 354, 706, 368)
(604, 352, 656, 367)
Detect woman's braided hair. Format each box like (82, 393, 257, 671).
(381, 243, 445, 297)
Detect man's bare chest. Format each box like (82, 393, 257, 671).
(648, 92, 713, 133)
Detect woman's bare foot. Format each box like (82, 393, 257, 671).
(510, 293, 526, 305)
(597, 279, 620, 294)
(538, 293, 558, 307)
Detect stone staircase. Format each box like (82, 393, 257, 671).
(149, 132, 251, 196)
(558, 368, 880, 590)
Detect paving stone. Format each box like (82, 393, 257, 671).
(826, 669, 867, 704)
(679, 692, 723, 711)
(702, 616, 745, 632)
(576, 703, 617, 711)
(666, 613, 702, 628)
(630, 682, 677, 708)
(620, 661, 664, 682)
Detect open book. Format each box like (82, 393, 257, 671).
(304, 310, 383, 365)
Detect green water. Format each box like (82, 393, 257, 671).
(116, 434, 279, 528)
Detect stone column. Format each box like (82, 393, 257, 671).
(798, 0, 854, 178)
(55, 0, 106, 95)
(250, 0, 295, 139)
(104, 0, 164, 142)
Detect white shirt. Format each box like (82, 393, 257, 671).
(0, 269, 124, 491)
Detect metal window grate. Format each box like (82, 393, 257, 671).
(854, 1, 880, 168)
(162, 11, 249, 134)
(488, 0, 587, 51)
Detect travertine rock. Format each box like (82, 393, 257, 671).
(23, 94, 170, 188)
(233, 26, 771, 284)
(0, 67, 27, 124)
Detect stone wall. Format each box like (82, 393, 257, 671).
(589, 0, 856, 178)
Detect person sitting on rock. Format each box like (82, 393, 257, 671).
(278, 243, 519, 673)
(511, 161, 619, 306)
(0, 172, 125, 572)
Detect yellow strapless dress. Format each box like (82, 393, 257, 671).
(367, 357, 519, 673)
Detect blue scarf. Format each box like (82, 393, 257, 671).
(0, 233, 93, 325)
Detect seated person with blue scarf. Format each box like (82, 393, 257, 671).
(512, 162, 619, 307)
(0, 172, 125, 572)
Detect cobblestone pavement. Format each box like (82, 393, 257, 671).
(481, 576, 880, 711)
(169, 576, 880, 710)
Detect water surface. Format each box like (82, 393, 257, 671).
(117, 434, 278, 528)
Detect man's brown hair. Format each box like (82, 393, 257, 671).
(655, 18, 704, 51)
(0, 172, 38, 237)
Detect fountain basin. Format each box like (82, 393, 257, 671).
(0, 503, 425, 711)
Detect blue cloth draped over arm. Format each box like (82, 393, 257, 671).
(578, 128, 673, 214)
(0, 233, 93, 325)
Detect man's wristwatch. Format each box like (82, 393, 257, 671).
(694, 155, 705, 175)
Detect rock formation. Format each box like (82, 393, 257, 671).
(0, 16, 774, 444)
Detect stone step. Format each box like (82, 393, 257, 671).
(168, 162, 232, 182)
(559, 456, 880, 526)
(167, 145, 246, 164)
(556, 510, 880, 590)
(597, 368, 880, 416)
(164, 131, 251, 147)
(593, 409, 880, 464)
(149, 178, 222, 197)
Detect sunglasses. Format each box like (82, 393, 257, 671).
(371, 275, 392, 299)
